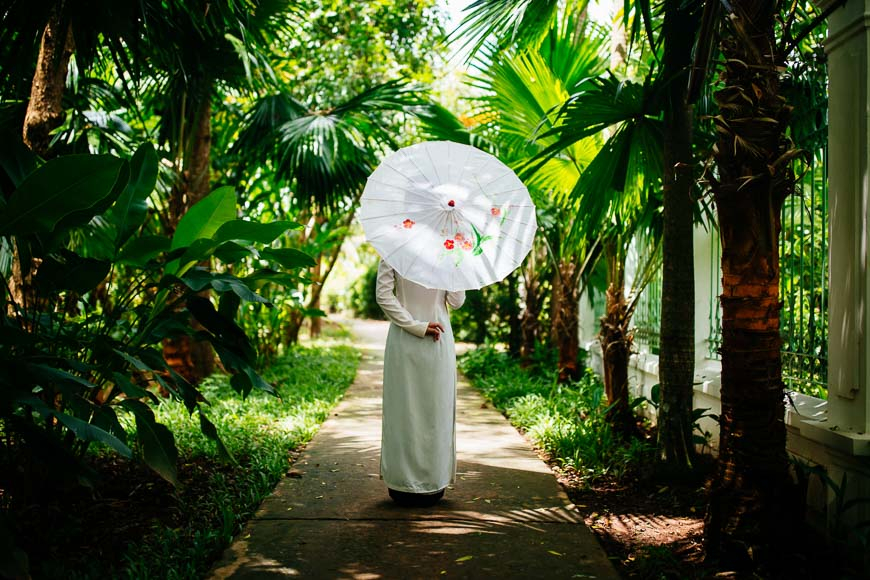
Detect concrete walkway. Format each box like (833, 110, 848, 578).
(209, 319, 617, 579)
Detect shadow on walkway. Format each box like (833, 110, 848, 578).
(209, 319, 617, 579)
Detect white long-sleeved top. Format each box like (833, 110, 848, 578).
(375, 259, 465, 493)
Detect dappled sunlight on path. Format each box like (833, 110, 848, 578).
(209, 319, 616, 579)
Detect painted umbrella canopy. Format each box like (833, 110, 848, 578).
(360, 141, 537, 291)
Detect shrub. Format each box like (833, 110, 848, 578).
(460, 346, 653, 484)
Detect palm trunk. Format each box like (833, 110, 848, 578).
(599, 242, 634, 435)
(309, 254, 323, 338)
(552, 259, 580, 382)
(657, 0, 698, 472)
(520, 257, 542, 361)
(506, 270, 522, 356)
(23, 2, 74, 155)
(704, 0, 795, 566)
(162, 94, 215, 384)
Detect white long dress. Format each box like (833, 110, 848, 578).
(376, 258, 466, 493)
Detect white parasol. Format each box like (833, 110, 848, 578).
(360, 141, 537, 291)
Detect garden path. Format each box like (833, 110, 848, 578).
(209, 319, 617, 579)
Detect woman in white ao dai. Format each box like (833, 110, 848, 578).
(375, 258, 465, 504)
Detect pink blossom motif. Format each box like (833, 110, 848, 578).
(444, 239, 455, 250)
(461, 239, 473, 251)
(454, 232, 465, 242)
(402, 219, 415, 229)
(491, 207, 501, 217)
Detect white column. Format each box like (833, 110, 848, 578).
(824, 0, 870, 434)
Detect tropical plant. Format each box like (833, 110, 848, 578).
(233, 80, 427, 343)
(699, 0, 804, 566)
(0, 144, 312, 576)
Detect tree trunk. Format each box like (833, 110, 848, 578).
(552, 259, 580, 382)
(506, 270, 522, 356)
(599, 242, 634, 435)
(162, 95, 215, 385)
(657, 0, 699, 473)
(286, 210, 355, 345)
(704, 0, 795, 567)
(520, 258, 542, 362)
(23, 2, 74, 156)
(309, 253, 323, 338)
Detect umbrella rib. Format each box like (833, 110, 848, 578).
(380, 231, 423, 263)
(401, 148, 437, 191)
(362, 207, 444, 221)
(424, 145, 443, 185)
(375, 163, 430, 192)
(452, 144, 474, 185)
(365, 179, 441, 206)
(360, 195, 440, 207)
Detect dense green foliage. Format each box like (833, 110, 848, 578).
(20, 344, 359, 579)
(460, 346, 653, 484)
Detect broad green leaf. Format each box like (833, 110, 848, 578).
(170, 186, 237, 251)
(230, 366, 277, 398)
(198, 411, 237, 464)
(117, 235, 171, 266)
(108, 143, 158, 248)
(34, 251, 111, 294)
(18, 396, 132, 458)
(244, 268, 303, 287)
(26, 363, 97, 389)
(0, 130, 38, 190)
(260, 247, 316, 269)
(121, 399, 179, 487)
(111, 371, 153, 400)
(213, 219, 302, 244)
(0, 154, 129, 236)
(214, 241, 254, 263)
(172, 238, 221, 274)
(187, 296, 258, 364)
(219, 291, 241, 319)
(182, 269, 270, 304)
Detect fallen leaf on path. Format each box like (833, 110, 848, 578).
(548, 551, 563, 556)
(455, 555, 473, 562)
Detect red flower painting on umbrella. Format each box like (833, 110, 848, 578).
(359, 141, 537, 291)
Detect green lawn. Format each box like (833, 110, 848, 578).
(30, 343, 360, 580)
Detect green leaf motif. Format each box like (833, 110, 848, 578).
(0, 154, 129, 236)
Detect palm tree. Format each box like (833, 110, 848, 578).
(233, 80, 426, 343)
(700, 0, 796, 565)
(656, 0, 704, 472)
(470, 10, 609, 381)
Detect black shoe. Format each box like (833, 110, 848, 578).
(388, 488, 444, 507)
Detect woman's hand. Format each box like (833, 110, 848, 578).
(425, 322, 445, 341)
